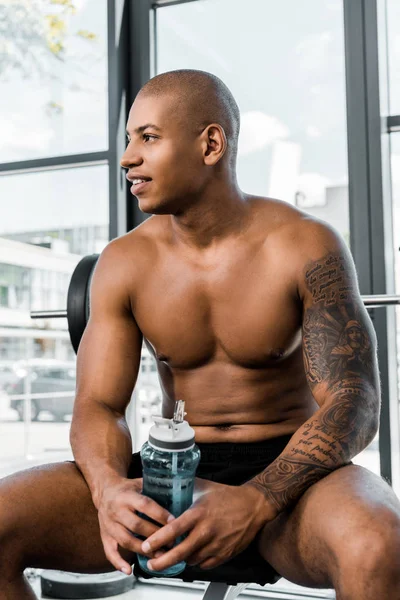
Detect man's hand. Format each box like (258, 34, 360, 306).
(97, 476, 174, 575)
(140, 479, 276, 572)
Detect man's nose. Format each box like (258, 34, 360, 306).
(120, 145, 143, 169)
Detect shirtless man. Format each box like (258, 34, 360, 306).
(1, 69, 400, 600)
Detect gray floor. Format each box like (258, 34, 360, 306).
(27, 569, 336, 600)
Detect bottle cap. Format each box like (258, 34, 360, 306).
(148, 400, 195, 452)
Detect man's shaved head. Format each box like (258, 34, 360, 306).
(138, 69, 240, 168)
(122, 70, 243, 216)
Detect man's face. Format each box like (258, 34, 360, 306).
(347, 326, 362, 348)
(120, 94, 206, 214)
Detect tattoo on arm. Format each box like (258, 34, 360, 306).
(303, 254, 374, 385)
(247, 252, 380, 513)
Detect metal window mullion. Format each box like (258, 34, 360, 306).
(151, 4, 158, 77)
(377, 0, 400, 493)
(344, 0, 399, 487)
(364, 0, 397, 488)
(0, 152, 109, 176)
(108, 0, 118, 241)
(367, 0, 399, 492)
(108, 0, 133, 240)
(126, 0, 152, 230)
(152, 0, 200, 8)
(344, 1, 373, 295)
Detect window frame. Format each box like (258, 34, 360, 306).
(143, 0, 400, 491)
(343, 0, 400, 491)
(1, 0, 399, 544)
(1, 0, 400, 596)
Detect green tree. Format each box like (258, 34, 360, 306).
(0, 0, 99, 85)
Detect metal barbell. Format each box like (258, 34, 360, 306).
(30, 254, 400, 354)
(31, 254, 99, 354)
(361, 295, 400, 307)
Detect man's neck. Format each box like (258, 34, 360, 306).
(169, 184, 250, 252)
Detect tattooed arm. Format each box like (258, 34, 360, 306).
(244, 220, 380, 517)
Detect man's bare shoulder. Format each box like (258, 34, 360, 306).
(253, 196, 352, 290)
(113, 216, 157, 244)
(279, 211, 350, 268)
(93, 217, 163, 308)
(108, 216, 164, 264)
(255, 196, 345, 254)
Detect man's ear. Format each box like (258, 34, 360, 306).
(201, 124, 227, 166)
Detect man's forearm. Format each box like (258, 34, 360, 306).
(245, 378, 379, 516)
(70, 401, 133, 509)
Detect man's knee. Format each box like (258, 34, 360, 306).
(0, 496, 26, 575)
(333, 509, 400, 588)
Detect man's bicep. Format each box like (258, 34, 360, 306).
(297, 222, 380, 408)
(74, 242, 143, 416)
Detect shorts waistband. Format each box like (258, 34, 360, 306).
(195, 433, 293, 459)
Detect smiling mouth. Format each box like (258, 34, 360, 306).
(131, 178, 150, 185)
(130, 179, 152, 194)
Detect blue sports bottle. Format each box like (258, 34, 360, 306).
(138, 400, 201, 577)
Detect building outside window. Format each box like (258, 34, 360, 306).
(0, 0, 109, 468)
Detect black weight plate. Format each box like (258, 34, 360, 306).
(67, 254, 99, 354)
(40, 570, 135, 599)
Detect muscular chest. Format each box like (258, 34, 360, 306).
(133, 247, 302, 369)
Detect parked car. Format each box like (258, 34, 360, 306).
(5, 360, 76, 422)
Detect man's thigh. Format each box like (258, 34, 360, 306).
(257, 464, 400, 589)
(0, 461, 134, 574)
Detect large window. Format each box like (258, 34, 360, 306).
(156, 0, 349, 241)
(390, 133, 400, 485)
(0, 0, 109, 476)
(380, 0, 400, 492)
(392, 136, 400, 395)
(155, 0, 380, 477)
(387, 0, 400, 114)
(0, 4, 399, 597)
(0, 0, 108, 162)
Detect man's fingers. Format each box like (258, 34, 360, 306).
(186, 548, 208, 566)
(199, 556, 221, 570)
(118, 509, 160, 539)
(130, 477, 143, 490)
(105, 520, 153, 558)
(141, 509, 196, 554)
(131, 493, 175, 527)
(102, 534, 132, 575)
(146, 531, 204, 572)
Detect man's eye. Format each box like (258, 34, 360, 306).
(143, 134, 156, 142)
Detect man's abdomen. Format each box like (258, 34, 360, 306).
(159, 358, 318, 444)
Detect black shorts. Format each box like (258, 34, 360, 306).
(128, 434, 293, 586)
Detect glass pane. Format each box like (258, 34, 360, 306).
(133, 349, 162, 451)
(392, 134, 400, 371)
(387, 0, 400, 114)
(0, 0, 108, 162)
(154, 0, 379, 490)
(390, 133, 400, 495)
(156, 0, 349, 241)
(0, 164, 109, 475)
